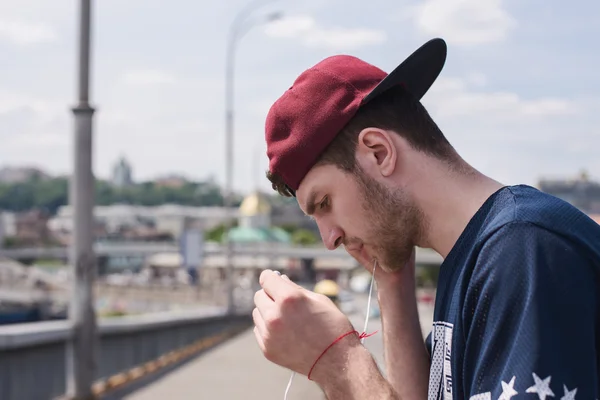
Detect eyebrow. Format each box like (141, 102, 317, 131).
(304, 191, 318, 216)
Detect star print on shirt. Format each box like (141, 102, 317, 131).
(560, 384, 577, 400)
(498, 376, 518, 400)
(526, 373, 555, 400)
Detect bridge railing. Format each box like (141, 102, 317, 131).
(0, 242, 443, 265)
(0, 308, 251, 400)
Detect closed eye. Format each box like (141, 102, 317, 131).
(319, 196, 329, 210)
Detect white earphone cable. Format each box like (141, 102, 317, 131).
(282, 260, 378, 399)
(283, 371, 295, 400)
(362, 260, 377, 344)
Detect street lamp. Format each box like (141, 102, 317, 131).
(224, 8, 282, 315)
(67, 0, 97, 398)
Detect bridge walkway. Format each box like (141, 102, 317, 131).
(122, 295, 435, 400)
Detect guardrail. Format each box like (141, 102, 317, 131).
(0, 308, 251, 400)
(0, 243, 443, 265)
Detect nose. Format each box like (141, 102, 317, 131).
(317, 222, 344, 250)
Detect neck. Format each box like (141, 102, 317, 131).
(410, 159, 505, 258)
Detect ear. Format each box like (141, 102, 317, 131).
(356, 128, 397, 177)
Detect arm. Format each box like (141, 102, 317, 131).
(311, 339, 400, 399)
(377, 253, 431, 400)
(463, 222, 598, 399)
(311, 251, 429, 399)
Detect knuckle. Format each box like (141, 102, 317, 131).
(264, 310, 282, 330)
(318, 293, 332, 303)
(280, 291, 303, 310)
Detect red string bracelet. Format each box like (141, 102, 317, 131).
(307, 329, 378, 381)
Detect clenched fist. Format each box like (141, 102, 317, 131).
(252, 270, 359, 383)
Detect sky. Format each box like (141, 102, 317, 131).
(0, 0, 599, 195)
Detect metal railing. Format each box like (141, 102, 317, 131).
(0, 309, 251, 399)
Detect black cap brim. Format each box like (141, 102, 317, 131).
(362, 38, 447, 104)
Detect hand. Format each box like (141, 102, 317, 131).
(377, 247, 417, 291)
(352, 247, 416, 292)
(253, 270, 359, 382)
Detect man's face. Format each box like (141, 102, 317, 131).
(296, 163, 423, 272)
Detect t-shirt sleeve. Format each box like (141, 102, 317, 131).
(462, 222, 599, 400)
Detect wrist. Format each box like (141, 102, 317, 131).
(315, 343, 395, 399)
(377, 274, 415, 299)
(309, 331, 362, 385)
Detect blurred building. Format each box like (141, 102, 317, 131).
(48, 204, 238, 242)
(111, 156, 134, 188)
(154, 174, 187, 189)
(270, 200, 319, 235)
(10, 210, 53, 246)
(0, 167, 50, 184)
(0, 212, 16, 240)
(538, 170, 600, 214)
(227, 191, 290, 244)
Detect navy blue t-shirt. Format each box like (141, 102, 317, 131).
(426, 185, 600, 400)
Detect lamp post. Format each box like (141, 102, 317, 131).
(224, 6, 282, 315)
(66, 0, 97, 398)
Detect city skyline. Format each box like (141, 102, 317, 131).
(0, 0, 599, 194)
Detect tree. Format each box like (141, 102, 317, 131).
(291, 229, 319, 246)
(0, 177, 241, 214)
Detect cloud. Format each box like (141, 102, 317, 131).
(0, 90, 62, 122)
(264, 15, 386, 50)
(121, 69, 177, 86)
(465, 72, 488, 88)
(0, 19, 57, 45)
(0, 90, 68, 152)
(415, 76, 597, 187)
(424, 77, 576, 120)
(407, 0, 516, 46)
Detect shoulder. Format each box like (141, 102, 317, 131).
(465, 220, 596, 315)
(480, 220, 572, 253)
(473, 220, 590, 283)
(464, 184, 575, 247)
(462, 221, 597, 347)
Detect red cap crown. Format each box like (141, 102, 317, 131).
(265, 55, 387, 192)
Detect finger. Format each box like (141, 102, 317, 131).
(252, 307, 267, 337)
(254, 289, 275, 314)
(253, 326, 266, 353)
(259, 270, 295, 301)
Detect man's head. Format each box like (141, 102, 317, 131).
(264, 39, 455, 271)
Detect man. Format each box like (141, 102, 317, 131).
(252, 38, 600, 399)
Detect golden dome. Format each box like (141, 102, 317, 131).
(239, 191, 272, 217)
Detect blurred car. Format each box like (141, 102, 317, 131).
(313, 279, 340, 304)
(313, 280, 357, 315)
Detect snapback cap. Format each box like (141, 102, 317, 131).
(265, 38, 447, 196)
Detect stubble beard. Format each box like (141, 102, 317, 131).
(353, 168, 425, 272)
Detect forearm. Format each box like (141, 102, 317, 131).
(379, 282, 430, 399)
(314, 342, 400, 400)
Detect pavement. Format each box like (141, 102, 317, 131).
(124, 292, 435, 400)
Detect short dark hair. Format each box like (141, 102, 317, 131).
(267, 86, 456, 197)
